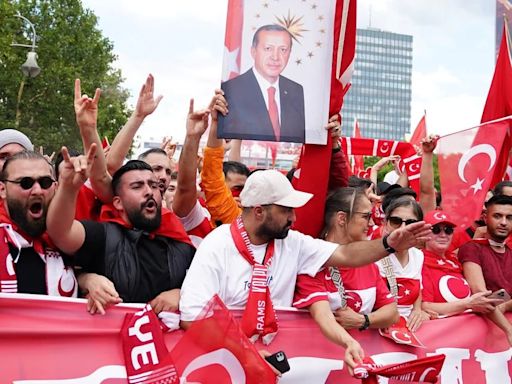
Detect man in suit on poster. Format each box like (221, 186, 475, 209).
(219, 24, 306, 143)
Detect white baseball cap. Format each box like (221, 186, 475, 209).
(0, 129, 33, 151)
(240, 169, 313, 208)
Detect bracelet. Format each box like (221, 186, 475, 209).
(359, 314, 370, 331)
(382, 234, 396, 254)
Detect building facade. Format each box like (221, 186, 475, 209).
(341, 28, 413, 141)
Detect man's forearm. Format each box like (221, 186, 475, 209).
(173, 134, 201, 217)
(107, 113, 144, 174)
(325, 238, 388, 267)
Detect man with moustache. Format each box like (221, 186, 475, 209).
(0, 151, 77, 296)
(179, 170, 432, 346)
(460, 195, 512, 345)
(138, 148, 174, 196)
(47, 158, 195, 315)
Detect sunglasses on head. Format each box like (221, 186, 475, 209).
(387, 216, 418, 227)
(4, 176, 55, 190)
(431, 225, 454, 235)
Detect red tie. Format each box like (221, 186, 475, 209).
(267, 86, 280, 141)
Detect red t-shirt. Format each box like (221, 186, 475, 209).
(421, 250, 471, 303)
(293, 264, 394, 314)
(458, 241, 512, 293)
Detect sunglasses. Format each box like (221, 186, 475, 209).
(387, 216, 418, 228)
(4, 176, 55, 190)
(353, 211, 372, 221)
(431, 225, 454, 235)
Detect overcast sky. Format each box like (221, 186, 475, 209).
(81, 0, 496, 144)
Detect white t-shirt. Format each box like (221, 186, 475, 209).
(179, 225, 338, 321)
(376, 247, 424, 317)
(176, 200, 212, 248)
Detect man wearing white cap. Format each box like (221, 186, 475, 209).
(179, 170, 431, 343)
(0, 129, 34, 169)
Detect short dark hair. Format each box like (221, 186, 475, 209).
(385, 196, 423, 221)
(170, 171, 178, 181)
(111, 160, 153, 195)
(223, 161, 250, 178)
(252, 24, 293, 49)
(1, 150, 53, 180)
(492, 181, 512, 196)
(54, 148, 81, 181)
(138, 148, 167, 160)
(485, 194, 512, 209)
(382, 187, 417, 213)
(348, 176, 372, 190)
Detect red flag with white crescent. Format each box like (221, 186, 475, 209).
(352, 118, 365, 174)
(437, 120, 510, 228)
(480, 22, 512, 185)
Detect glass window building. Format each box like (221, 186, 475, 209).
(341, 28, 413, 141)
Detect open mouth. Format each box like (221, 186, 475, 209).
(142, 199, 157, 213)
(28, 201, 43, 219)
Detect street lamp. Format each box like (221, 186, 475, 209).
(11, 13, 40, 78)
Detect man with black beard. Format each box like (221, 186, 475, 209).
(179, 170, 432, 346)
(0, 151, 77, 297)
(47, 158, 195, 315)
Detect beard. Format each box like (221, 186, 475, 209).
(126, 197, 162, 233)
(7, 197, 47, 238)
(256, 219, 292, 240)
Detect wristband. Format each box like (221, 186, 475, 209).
(359, 314, 370, 331)
(382, 234, 396, 254)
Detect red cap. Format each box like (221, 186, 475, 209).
(424, 210, 457, 227)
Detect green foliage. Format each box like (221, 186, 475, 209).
(0, 0, 130, 153)
(364, 154, 440, 191)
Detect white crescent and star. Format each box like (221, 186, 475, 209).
(457, 144, 496, 194)
(418, 367, 437, 382)
(433, 212, 447, 221)
(390, 330, 412, 344)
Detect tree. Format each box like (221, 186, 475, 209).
(0, 0, 130, 153)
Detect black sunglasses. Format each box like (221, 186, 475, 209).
(387, 216, 418, 227)
(4, 176, 55, 190)
(431, 225, 454, 235)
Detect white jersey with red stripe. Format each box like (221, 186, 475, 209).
(176, 200, 213, 248)
(293, 264, 394, 314)
(376, 247, 423, 317)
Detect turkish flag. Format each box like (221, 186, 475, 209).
(379, 316, 425, 348)
(480, 23, 512, 186)
(294, 0, 357, 236)
(340, 137, 422, 194)
(409, 113, 427, 147)
(437, 120, 510, 228)
(222, 0, 243, 81)
(169, 295, 276, 384)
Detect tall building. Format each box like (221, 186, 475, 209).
(341, 28, 413, 141)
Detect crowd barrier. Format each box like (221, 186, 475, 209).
(1, 293, 511, 383)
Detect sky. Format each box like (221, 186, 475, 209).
(81, 0, 497, 145)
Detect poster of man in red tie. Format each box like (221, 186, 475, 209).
(218, 0, 336, 144)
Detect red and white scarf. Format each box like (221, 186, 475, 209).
(122, 304, 178, 384)
(230, 216, 278, 345)
(0, 224, 77, 297)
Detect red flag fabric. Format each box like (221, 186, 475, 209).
(355, 354, 445, 383)
(410, 113, 427, 147)
(169, 295, 276, 384)
(352, 118, 365, 174)
(121, 304, 178, 384)
(437, 120, 510, 228)
(222, 0, 243, 81)
(480, 23, 512, 186)
(294, 0, 356, 236)
(340, 137, 422, 195)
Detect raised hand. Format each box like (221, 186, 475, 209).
(59, 144, 97, 189)
(387, 221, 432, 251)
(420, 134, 440, 154)
(186, 99, 210, 138)
(209, 89, 228, 121)
(160, 136, 177, 159)
(74, 79, 101, 130)
(135, 74, 163, 118)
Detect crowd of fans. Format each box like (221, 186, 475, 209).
(2, 73, 512, 376)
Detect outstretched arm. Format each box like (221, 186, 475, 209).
(107, 74, 163, 174)
(418, 134, 439, 213)
(74, 79, 112, 202)
(325, 221, 431, 267)
(47, 146, 96, 255)
(172, 99, 210, 217)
